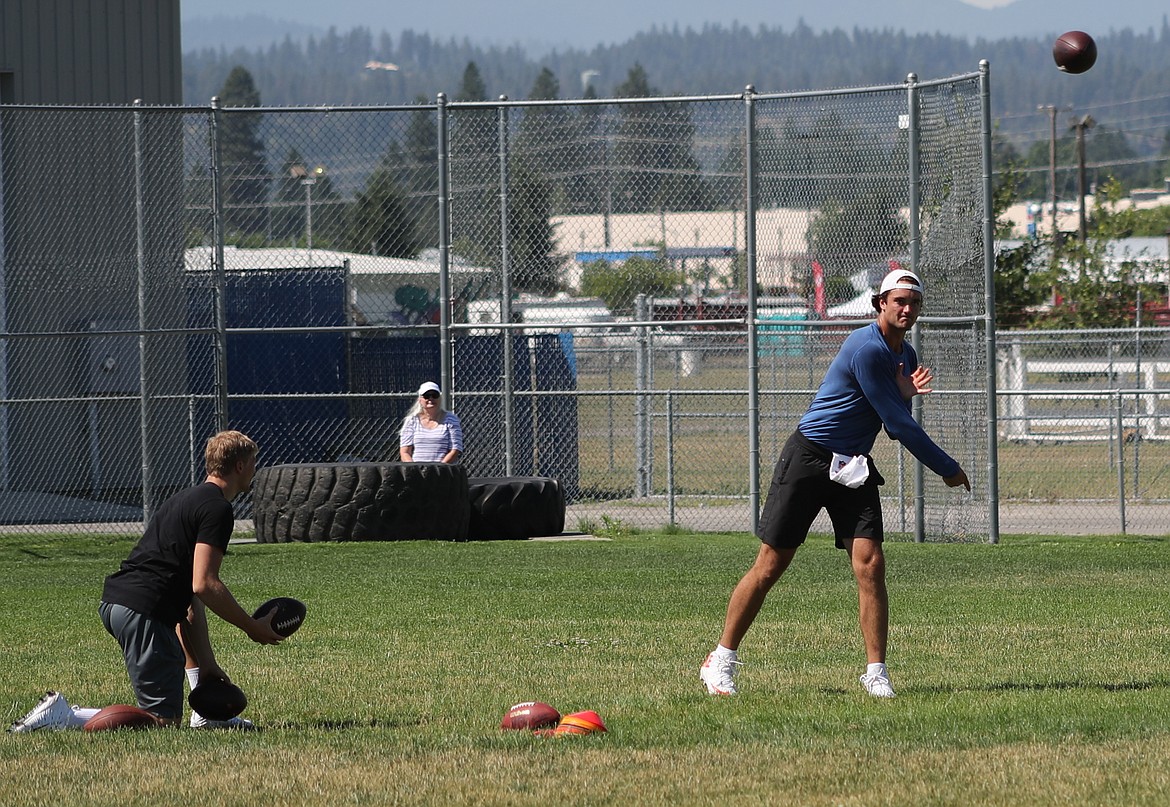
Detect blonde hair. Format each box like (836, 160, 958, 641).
(205, 430, 258, 477)
(404, 400, 447, 420)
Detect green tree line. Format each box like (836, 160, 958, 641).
(196, 46, 1170, 328)
(185, 21, 1170, 168)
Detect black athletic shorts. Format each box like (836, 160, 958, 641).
(756, 430, 885, 550)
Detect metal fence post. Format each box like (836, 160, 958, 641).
(498, 99, 515, 475)
(744, 85, 761, 534)
(132, 100, 153, 522)
(607, 355, 615, 472)
(646, 298, 655, 491)
(667, 390, 676, 525)
(906, 73, 926, 543)
(1116, 390, 1127, 534)
(980, 60, 1001, 544)
(208, 97, 229, 432)
(436, 93, 453, 403)
(1133, 289, 1142, 493)
(635, 293, 648, 497)
(1108, 341, 1116, 467)
(188, 395, 198, 486)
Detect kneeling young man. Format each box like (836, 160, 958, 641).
(9, 430, 285, 732)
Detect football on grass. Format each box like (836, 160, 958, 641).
(188, 678, 248, 721)
(253, 596, 306, 637)
(500, 701, 561, 730)
(83, 704, 160, 732)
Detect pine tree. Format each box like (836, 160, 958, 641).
(517, 67, 575, 211)
(449, 62, 499, 267)
(456, 62, 487, 103)
(398, 96, 440, 250)
(344, 161, 422, 258)
(611, 64, 706, 214)
(506, 159, 564, 294)
(217, 66, 270, 238)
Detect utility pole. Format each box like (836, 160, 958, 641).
(1041, 105, 1058, 238)
(1072, 114, 1095, 241)
(1037, 104, 1068, 241)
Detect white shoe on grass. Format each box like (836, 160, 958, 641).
(700, 651, 742, 695)
(859, 671, 897, 698)
(8, 691, 74, 733)
(190, 713, 256, 730)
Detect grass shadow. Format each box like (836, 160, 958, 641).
(264, 717, 430, 731)
(906, 678, 1170, 695)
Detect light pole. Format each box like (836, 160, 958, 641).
(290, 164, 326, 264)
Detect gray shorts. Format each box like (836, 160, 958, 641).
(98, 601, 185, 720)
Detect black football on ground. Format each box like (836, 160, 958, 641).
(188, 678, 248, 721)
(83, 704, 160, 732)
(253, 596, 307, 637)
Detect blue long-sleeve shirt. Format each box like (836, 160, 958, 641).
(798, 323, 960, 478)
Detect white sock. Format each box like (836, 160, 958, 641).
(867, 662, 888, 678)
(714, 644, 738, 661)
(186, 667, 209, 724)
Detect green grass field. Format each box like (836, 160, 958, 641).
(4, 531, 1170, 806)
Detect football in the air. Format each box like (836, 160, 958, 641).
(253, 596, 306, 637)
(553, 709, 607, 736)
(83, 704, 160, 732)
(500, 701, 561, 730)
(1053, 30, 1097, 74)
(188, 678, 248, 721)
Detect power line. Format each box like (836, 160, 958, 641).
(999, 89, 1170, 123)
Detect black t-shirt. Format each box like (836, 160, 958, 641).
(101, 482, 235, 626)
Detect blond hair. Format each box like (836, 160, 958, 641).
(204, 430, 258, 477)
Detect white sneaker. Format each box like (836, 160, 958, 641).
(8, 691, 74, 733)
(190, 712, 256, 730)
(860, 672, 897, 698)
(700, 651, 742, 695)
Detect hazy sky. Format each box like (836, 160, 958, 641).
(181, 0, 1160, 53)
(182, 0, 1027, 32)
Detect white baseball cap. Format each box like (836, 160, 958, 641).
(878, 268, 924, 297)
(417, 381, 441, 396)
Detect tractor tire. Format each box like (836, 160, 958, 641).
(252, 462, 469, 542)
(466, 476, 565, 540)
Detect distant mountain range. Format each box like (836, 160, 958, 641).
(183, 0, 1169, 54)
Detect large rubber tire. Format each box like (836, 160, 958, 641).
(252, 462, 469, 543)
(466, 477, 565, 540)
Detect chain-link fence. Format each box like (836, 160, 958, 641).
(998, 327, 1170, 534)
(0, 69, 1004, 540)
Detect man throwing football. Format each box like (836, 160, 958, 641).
(700, 269, 970, 699)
